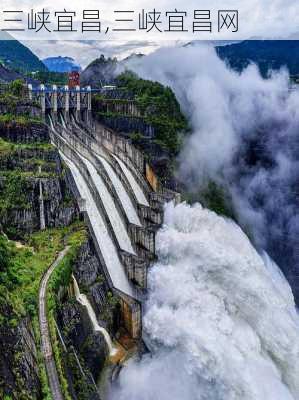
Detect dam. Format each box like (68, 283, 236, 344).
(29, 84, 180, 361)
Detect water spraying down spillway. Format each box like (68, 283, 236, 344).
(96, 155, 141, 227)
(113, 155, 149, 207)
(78, 154, 135, 254)
(111, 202, 299, 400)
(59, 151, 133, 297)
(72, 275, 116, 356)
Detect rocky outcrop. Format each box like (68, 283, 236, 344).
(0, 303, 41, 399)
(0, 123, 79, 239)
(98, 114, 155, 138)
(0, 122, 48, 143)
(73, 239, 120, 335)
(56, 238, 120, 392)
(81, 55, 118, 87)
(0, 173, 78, 239)
(60, 302, 108, 378)
(0, 147, 58, 172)
(52, 238, 121, 400)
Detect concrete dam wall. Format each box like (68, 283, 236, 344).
(49, 118, 179, 342)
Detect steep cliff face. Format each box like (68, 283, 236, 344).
(0, 303, 41, 399)
(0, 114, 121, 399)
(58, 239, 120, 383)
(0, 125, 78, 239)
(98, 114, 155, 138)
(0, 175, 77, 238)
(0, 122, 48, 142)
(0, 120, 79, 398)
(74, 239, 120, 335)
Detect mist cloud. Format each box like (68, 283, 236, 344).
(125, 44, 299, 303)
(111, 202, 299, 400)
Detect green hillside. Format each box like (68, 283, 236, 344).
(0, 33, 46, 73)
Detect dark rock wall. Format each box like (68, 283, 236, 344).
(0, 122, 49, 143)
(57, 238, 119, 399)
(0, 124, 79, 239)
(0, 121, 79, 398)
(98, 115, 155, 138)
(0, 303, 41, 399)
(0, 175, 78, 238)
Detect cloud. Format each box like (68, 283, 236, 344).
(24, 39, 161, 67)
(124, 44, 299, 306)
(110, 202, 299, 400)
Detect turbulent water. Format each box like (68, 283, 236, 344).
(125, 44, 299, 304)
(111, 202, 299, 400)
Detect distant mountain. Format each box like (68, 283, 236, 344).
(81, 55, 118, 87)
(216, 40, 299, 76)
(81, 53, 146, 87)
(0, 64, 22, 83)
(0, 32, 46, 73)
(43, 56, 81, 73)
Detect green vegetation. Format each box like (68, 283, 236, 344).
(46, 226, 87, 400)
(0, 222, 86, 399)
(0, 37, 47, 73)
(0, 137, 14, 154)
(0, 137, 60, 235)
(0, 113, 42, 126)
(0, 79, 41, 116)
(0, 222, 85, 319)
(28, 71, 68, 86)
(8, 79, 24, 97)
(0, 137, 53, 154)
(0, 173, 31, 217)
(119, 71, 188, 152)
(94, 71, 188, 153)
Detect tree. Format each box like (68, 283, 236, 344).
(9, 79, 24, 97)
(0, 235, 10, 272)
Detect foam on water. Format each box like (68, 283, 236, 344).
(111, 202, 299, 400)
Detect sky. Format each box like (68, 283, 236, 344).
(0, 0, 299, 66)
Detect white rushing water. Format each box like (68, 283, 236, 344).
(60, 151, 133, 297)
(78, 154, 135, 255)
(111, 202, 299, 400)
(72, 275, 116, 356)
(112, 155, 149, 207)
(96, 155, 141, 227)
